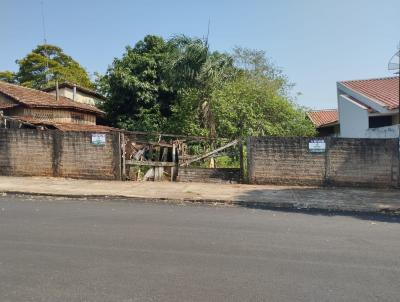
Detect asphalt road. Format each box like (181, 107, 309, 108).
(0, 195, 399, 302)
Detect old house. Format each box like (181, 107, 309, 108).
(42, 82, 105, 107)
(306, 109, 339, 136)
(0, 81, 111, 132)
(337, 77, 400, 138)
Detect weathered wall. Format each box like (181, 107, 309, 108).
(0, 129, 54, 176)
(178, 167, 241, 184)
(248, 137, 399, 188)
(365, 125, 400, 139)
(0, 129, 121, 180)
(247, 137, 326, 186)
(327, 138, 398, 187)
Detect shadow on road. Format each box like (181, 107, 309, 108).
(234, 186, 400, 223)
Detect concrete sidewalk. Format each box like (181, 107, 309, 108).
(0, 176, 399, 214)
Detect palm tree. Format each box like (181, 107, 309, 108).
(168, 35, 235, 138)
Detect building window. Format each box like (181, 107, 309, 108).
(369, 116, 393, 128)
(33, 112, 54, 120)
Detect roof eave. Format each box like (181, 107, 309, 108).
(21, 103, 105, 116)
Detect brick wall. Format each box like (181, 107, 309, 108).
(0, 129, 54, 177)
(178, 167, 241, 184)
(0, 129, 121, 180)
(247, 137, 399, 188)
(327, 138, 398, 187)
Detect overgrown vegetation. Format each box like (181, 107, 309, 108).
(96, 35, 316, 138)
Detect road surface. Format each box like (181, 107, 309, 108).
(0, 195, 399, 302)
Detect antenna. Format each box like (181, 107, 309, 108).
(40, 0, 47, 45)
(40, 0, 50, 83)
(388, 42, 400, 73)
(204, 18, 211, 48)
(387, 41, 400, 127)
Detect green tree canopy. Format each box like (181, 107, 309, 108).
(212, 74, 315, 139)
(96, 35, 316, 138)
(0, 71, 17, 84)
(0, 44, 93, 90)
(97, 35, 178, 132)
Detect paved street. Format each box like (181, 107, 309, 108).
(0, 195, 399, 302)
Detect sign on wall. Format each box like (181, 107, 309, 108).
(308, 139, 326, 153)
(91, 133, 106, 146)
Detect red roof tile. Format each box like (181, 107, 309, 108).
(0, 103, 18, 110)
(8, 116, 117, 132)
(307, 109, 339, 128)
(53, 123, 117, 132)
(340, 77, 399, 110)
(0, 81, 104, 115)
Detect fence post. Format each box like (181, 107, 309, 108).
(120, 132, 126, 180)
(246, 137, 253, 184)
(239, 139, 244, 183)
(324, 137, 331, 186)
(171, 142, 176, 181)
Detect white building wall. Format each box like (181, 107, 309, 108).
(338, 95, 369, 138)
(365, 125, 400, 138)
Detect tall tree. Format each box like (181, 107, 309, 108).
(0, 44, 93, 89)
(97, 35, 177, 132)
(166, 35, 235, 137)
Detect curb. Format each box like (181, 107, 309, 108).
(1, 190, 400, 217)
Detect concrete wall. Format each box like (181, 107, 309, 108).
(365, 125, 400, 139)
(338, 95, 369, 138)
(247, 137, 399, 188)
(0, 129, 121, 180)
(178, 167, 241, 184)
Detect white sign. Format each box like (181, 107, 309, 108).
(91, 133, 106, 146)
(309, 139, 326, 153)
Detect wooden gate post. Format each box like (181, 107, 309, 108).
(239, 139, 244, 183)
(120, 132, 126, 180)
(171, 142, 176, 181)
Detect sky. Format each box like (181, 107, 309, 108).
(1, 0, 399, 109)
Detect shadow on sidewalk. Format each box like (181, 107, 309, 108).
(234, 186, 400, 224)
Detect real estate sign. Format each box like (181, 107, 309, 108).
(309, 139, 326, 153)
(91, 133, 106, 146)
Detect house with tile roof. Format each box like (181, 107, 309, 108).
(42, 82, 105, 107)
(337, 77, 399, 138)
(306, 109, 339, 136)
(0, 81, 114, 132)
